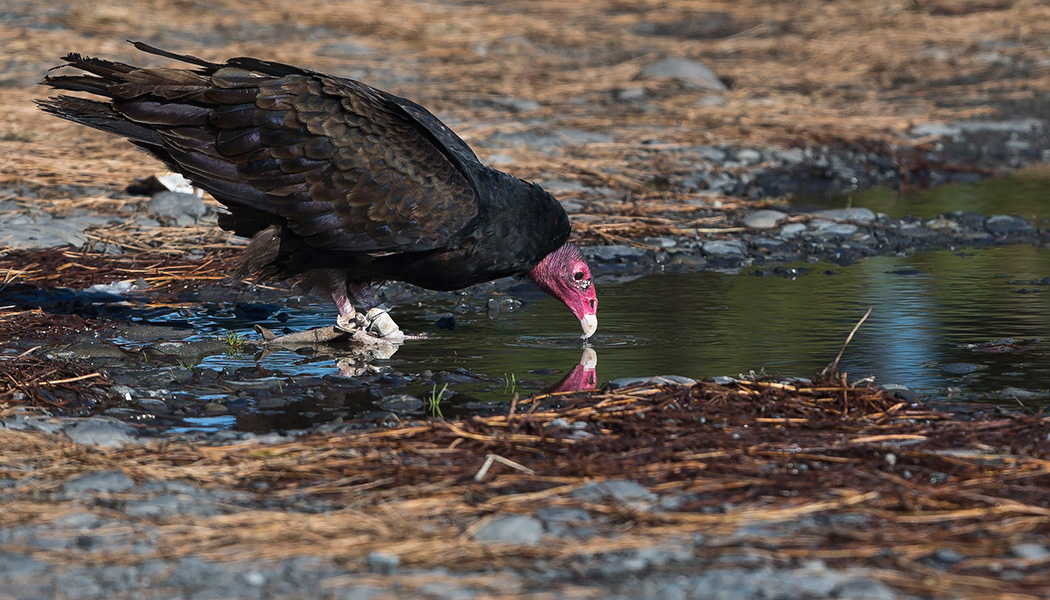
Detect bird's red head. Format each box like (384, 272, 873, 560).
(527, 243, 598, 339)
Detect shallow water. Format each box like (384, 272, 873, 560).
(156, 244, 1050, 425)
(802, 166, 1050, 226)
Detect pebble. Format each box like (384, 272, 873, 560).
(778, 222, 808, 238)
(985, 214, 1035, 235)
(60, 471, 135, 497)
(606, 375, 697, 389)
(148, 191, 207, 226)
(701, 240, 747, 258)
(810, 208, 877, 223)
(742, 210, 788, 229)
(638, 58, 728, 92)
(366, 552, 400, 574)
(881, 384, 918, 402)
(570, 479, 656, 504)
(63, 419, 139, 447)
(1012, 543, 1050, 560)
(614, 86, 649, 102)
(585, 244, 646, 262)
(472, 514, 544, 545)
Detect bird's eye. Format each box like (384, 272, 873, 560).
(573, 271, 585, 281)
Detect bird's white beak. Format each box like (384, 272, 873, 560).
(580, 314, 598, 339)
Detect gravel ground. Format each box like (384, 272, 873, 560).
(4, 1, 1050, 597)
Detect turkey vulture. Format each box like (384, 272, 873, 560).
(38, 42, 598, 341)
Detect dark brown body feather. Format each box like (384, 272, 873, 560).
(39, 43, 570, 292)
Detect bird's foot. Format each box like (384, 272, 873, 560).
(332, 307, 408, 344)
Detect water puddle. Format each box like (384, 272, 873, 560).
(129, 244, 1050, 431)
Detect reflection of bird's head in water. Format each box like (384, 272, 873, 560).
(546, 346, 598, 393)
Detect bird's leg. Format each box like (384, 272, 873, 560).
(347, 281, 403, 339)
(332, 289, 358, 333)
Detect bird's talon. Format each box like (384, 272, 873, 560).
(335, 312, 358, 333)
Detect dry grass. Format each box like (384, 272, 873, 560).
(2, 0, 1050, 246)
(0, 376, 1048, 598)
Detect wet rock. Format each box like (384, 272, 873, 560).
(60, 471, 135, 497)
(811, 223, 860, 238)
(701, 240, 747, 258)
(377, 394, 423, 412)
(606, 375, 696, 389)
(778, 223, 808, 238)
(148, 191, 207, 226)
(585, 244, 646, 262)
(643, 236, 677, 248)
(985, 214, 1035, 235)
(810, 208, 877, 223)
(881, 384, 918, 402)
(68, 341, 127, 360)
(940, 363, 983, 375)
(570, 480, 656, 505)
(996, 387, 1048, 401)
(742, 210, 788, 229)
(63, 419, 138, 447)
(472, 514, 544, 545)
(135, 398, 170, 415)
(638, 58, 728, 92)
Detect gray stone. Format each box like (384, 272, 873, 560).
(1012, 543, 1050, 560)
(63, 419, 138, 447)
(148, 191, 207, 226)
(61, 471, 135, 497)
(555, 128, 615, 145)
(809, 222, 859, 237)
(639, 58, 728, 91)
(701, 240, 747, 258)
(778, 222, 808, 238)
(735, 148, 762, 164)
(472, 514, 544, 545)
(998, 387, 1047, 400)
(366, 552, 400, 574)
(986, 214, 1035, 235)
(833, 577, 898, 600)
(136, 398, 170, 415)
(881, 384, 918, 402)
(535, 506, 592, 525)
(317, 41, 376, 57)
(570, 479, 656, 504)
(614, 86, 649, 102)
(742, 210, 788, 229)
(0, 551, 47, 579)
(606, 375, 696, 390)
(584, 244, 646, 262)
(0, 212, 88, 249)
(810, 208, 877, 223)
